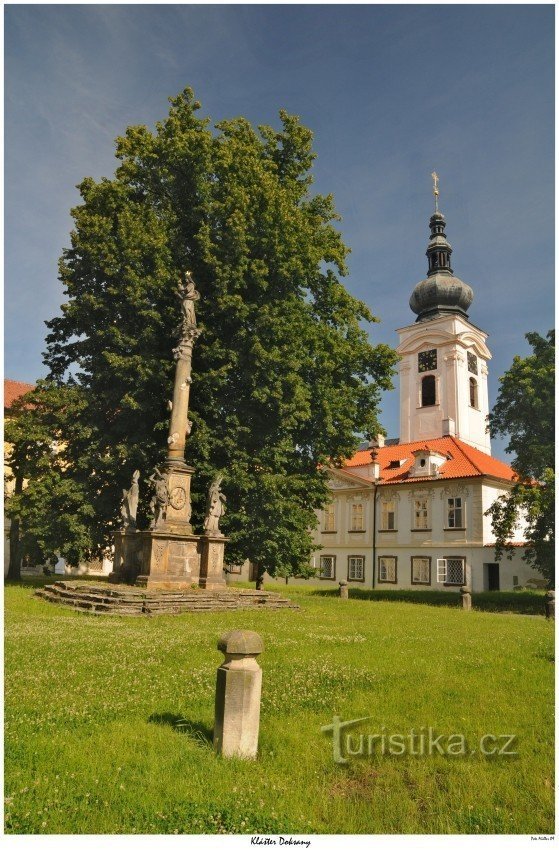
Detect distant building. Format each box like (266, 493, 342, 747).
(310, 203, 538, 592)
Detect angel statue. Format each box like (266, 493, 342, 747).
(203, 475, 226, 536)
(120, 470, 140, 529)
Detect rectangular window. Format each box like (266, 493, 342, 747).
(381, 499, 396, 531)
(467, 352, 478, 374)
(319, 555, 336, 580)
(446, 558, 465, 585)
(378, 556, 397, 584)
(411, 557, 431, 585)
(323, 501, 336, 532)
(348, 556, 365, 582)
(446, 497, 463, 528)
(228, 563, 242, 574)
(413, 498, 429, 530)
(350, 502, 365, 531)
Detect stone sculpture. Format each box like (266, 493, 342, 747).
(148, 467, 169, 529)
(120, 470, 140, 529)
(203, 475, 226, 536)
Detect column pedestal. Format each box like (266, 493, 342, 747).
(199, 534, 229, 590)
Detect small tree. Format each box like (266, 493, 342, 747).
(486, 330, 554, 585)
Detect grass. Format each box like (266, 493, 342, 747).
(4, 578, 554, 835)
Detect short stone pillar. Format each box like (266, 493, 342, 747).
(460, 585, 472, 611)
(214, 630, 263, 759)
(545, 590, 555, 620)
(339, 580, 349, 600)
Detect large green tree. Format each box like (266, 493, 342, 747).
(6, 88, 398, 583)
(486, 330, 555, 585)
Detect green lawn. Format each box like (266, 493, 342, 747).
(4, 579, 554, 835)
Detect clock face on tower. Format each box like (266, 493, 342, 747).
(467, 352, 478, 374)
(418, 349, 437, 373)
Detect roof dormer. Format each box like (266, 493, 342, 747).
(408, 447, 447, 478)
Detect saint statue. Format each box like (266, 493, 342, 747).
(178, 270, 200, 330)
(121, 470, 140, 529)
(148, 466, 169, 530)
(203, 475, 226, 536)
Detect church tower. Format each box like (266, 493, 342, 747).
(396, 176, 492, 454)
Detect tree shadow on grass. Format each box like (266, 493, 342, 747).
(148, 712, 213, 746)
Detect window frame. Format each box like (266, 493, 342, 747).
(469, 377, 478, 409)
(445, 496, 465, 530)
(411, 556, 432, 586)
(380, 498, 396, 532)
(412, 496, 430, 531)
(319, 554, 336, 581)
(349, 501, 365, 532)
(347, 555, 365, 583)
(378, 555, 398, 584)
(323, 501, 336, 533)
(438, 556, 466, 586)
(421, 374, 437, 407)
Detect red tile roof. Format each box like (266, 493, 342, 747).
(4, 379, 35, 410)
(344, 435, 518, 485)
(483, 542, 526, 547)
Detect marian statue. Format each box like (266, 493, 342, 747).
(148, 466, 169, 530)
(121, 470, 140, 529)
(178, 270, 200, 330)
(203, 475, 226, 536)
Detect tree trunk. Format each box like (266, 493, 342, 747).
(6, 516, 22, 581)
(6, 473, 24, 581)
(255, 564, 265, 591)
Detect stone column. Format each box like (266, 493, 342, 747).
(339, 580, 349, 600)
(214, 630, 264, 759)
(460, 585, 472, 611)
(545, 590, 555, 620)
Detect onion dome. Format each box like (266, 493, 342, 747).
(409, 211, 473, 322)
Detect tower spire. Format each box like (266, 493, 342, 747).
(431, 171, 439, 213)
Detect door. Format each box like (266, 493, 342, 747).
(487, 563, 500, 591)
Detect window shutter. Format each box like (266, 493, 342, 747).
(437, 559, 447, 583)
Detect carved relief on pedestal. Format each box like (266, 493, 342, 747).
(169, 486, 187, 511)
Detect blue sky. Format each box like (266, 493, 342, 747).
(5, 5, 554, 458)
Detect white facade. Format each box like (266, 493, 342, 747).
(397, 313, 491, 454)
(308, 470, 535, 592)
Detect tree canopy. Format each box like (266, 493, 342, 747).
(486, 329, 555, 584)
(6, 88, 398, 581)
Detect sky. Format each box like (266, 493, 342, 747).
(5, 4, 554, 459)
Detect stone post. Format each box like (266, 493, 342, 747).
(460, 585, 472, 611)
(339, 580, 349, 600)
(545, 590, 555, 620)
(214, 630, 263, 759)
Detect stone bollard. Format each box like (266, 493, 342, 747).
(339, 580, 349, 600)
(213, 630, 263, 759)
(460, 585, 472, 612)
(545, 590, 555, 620)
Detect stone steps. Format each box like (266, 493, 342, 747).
(34, 581, 299, 616)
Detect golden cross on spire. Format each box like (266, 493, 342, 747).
(431, 171, 439, 212)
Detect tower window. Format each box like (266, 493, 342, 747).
(469, 377, 478, 409)
(421, 375, 436, 407)
(467, 352, 478, 374)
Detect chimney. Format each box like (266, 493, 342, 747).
(442, 418, 456, 437)
(369, 433, 385, 448)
